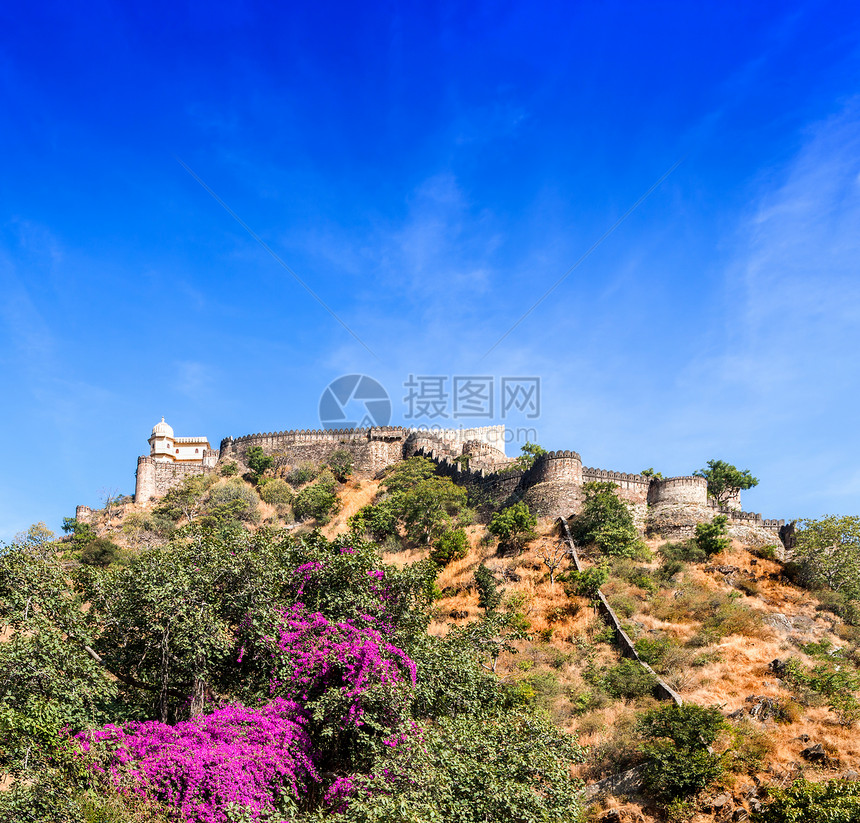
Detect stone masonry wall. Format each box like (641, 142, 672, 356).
(135, 456, 212, 504)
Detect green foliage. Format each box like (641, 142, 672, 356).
(152, 473, 217, 524)
(381, 456, 437, 496)
(814, 589, 860, 626)
(640, 468, 664, 480)
(783, 657, 860, 725)
(474, 563, 503, 612)
(326, 449, 354, 483)
(286, 462, 319, 487)
(62, 518, 98, 550)
(219, 461, 238, 477)
(514, 441, 548, 471)
(569, 482, 646, 558)
(793, 515, 860, 601)
(293, 473, 340, 523)
(79, 537, 121, 567)
(244, 446, 274, 484)
(205, 478, 261, 524)
(429, 528, 469, 566)
(347, 500, 399, 542)
(693, 459, 759, 507)
(488, 501, 537, 552)
(637, 703, 726, 801)
(602, 658, 657, 699)
(695, 514, 730, 556)
(660, 539, 707, 564)
(755, 778, 860, 823)
(258, 477, 294, 506)
(331, 712, 585, 823)
(559, 563, 609, 599)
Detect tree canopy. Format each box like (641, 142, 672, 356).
(693, 459, 759, 507)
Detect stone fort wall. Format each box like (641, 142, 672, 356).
(135, 456, 215, 504)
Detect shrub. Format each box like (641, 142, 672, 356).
(259, 478, 294, 506)
(559, 564, 609, 600)
(244, 445, 274, 484)
(286, 462, 318, 487)
(206, 478, 261, 522)
(474, 563, 503, 612)
(756, 778, 860, 822)
(326, 449, 354, 483)
(429, 529, 469, 566)
(79, 537, 121, 567)
(293, 475, 340, 523)
(603, 659, 657, 699)
(734, 577, 760, 597)
(569, 482, 646, 558)
(348, 501, 399, 542)
(637, 703, 726, 801)
(219, 461, 238, 477)
(814, 589, 860, 626)
(607, 593, 637, 618)
(488, 502, 537, 552)
(611, 558, 657, 593)
(695, 515, 730, 556)
(660, 540, 707, 563)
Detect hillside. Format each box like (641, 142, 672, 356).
(4, 456, 860, 823)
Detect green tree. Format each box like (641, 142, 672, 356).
(380, 456, 437, 496)
(514, 441, 548, 471)
(637, 703, 727, 802)
(394, 477, 468, 544)
(695, 514, 730, 556)
(244, 445, 274, 484)
(640, 468, 664, 480)
(327, 449, 354, 483)
(474, 563, 503, 613)
(259, 477, 294, 506)
(348, 500, 399, 542)
(79, 537, 121, 567)
(293, 473, 340, 523)
(488, 502, 537, 553)
(569, 482, 645, 558)
(693, 459, 759, 507)
(792, 515, 860, 601)
(429, 528, 469, 566)
(153, 473, 217, 523)
(754, 778, 860, 822)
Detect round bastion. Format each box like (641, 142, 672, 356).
(647, 476, 708, 506)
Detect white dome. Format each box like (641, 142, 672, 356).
(151, 417, 174, 438)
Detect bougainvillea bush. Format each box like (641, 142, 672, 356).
(0, 524, 586, 823)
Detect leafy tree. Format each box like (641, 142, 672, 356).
(206, 477, 261, 523)
(429, 528, 469, 566)
(79, 537, 121, 567)
(293, 473, 340, 523)
(569, 482, 645, 558)
(514, 441, 548, 471)
(792, 515, 860, 601)
(348, 500, 399, 542)
(287, 462, 319, 487)
(474, 563, 503, 612)
(755, 778, 860, 822)
(640, 468, 664, 480)
(488, 501, 537, 553)
(693, 459, 759, 507)
(259, 477, 294, 506)
(219, 460, 238, 477)
(637, 703, 726, 801)
(559, 563, 609, 600)
(381, 457, 437, 496)
(153, 473, 217, 523)
(393, 476, 467, 544)
(327, 449, 354, 483)
(61, 517, 97, 550)
(695, 514, 730, 556)
(245, 445, 274, 484)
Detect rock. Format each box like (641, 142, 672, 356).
(769, 659, 787, 676)
(712, 793, 731, 808)
(801, 743, 827, 763)
(745, 695, 783, 720)
(765, 614, 793, 634)
(843, 770, 860, 781)
(449, 609, 468, 619)
(585, 765, 646, 801)
(733, 809, 749, 821)
(749, 799, 762, 813)
(792, 615, 815, 631)
(599, 811, 621, 823)
(794, 734, 810, 743)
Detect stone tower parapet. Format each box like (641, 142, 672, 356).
(647, 475, 708, 506)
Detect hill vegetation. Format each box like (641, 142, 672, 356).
(3, 455, 860, 822)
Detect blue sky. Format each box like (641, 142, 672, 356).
(2, 1, 860, 540)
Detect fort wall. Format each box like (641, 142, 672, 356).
(647, 476, 708, 506)
(135, 456, 213, 504)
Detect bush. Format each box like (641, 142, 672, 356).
(348, 501, 399, 542)
(286, 462, 318, 487)
(756, 778, 860, 822)
(293, 474, 340, 523)
(569, 482, 646, 558)
(603, 659, 657, 699)
(695, 515, 730, 556)
(638, 703, 726, 801)
(219, 461, 238, 477)
(206, 478, 261, 522)
(660, 540, 707, 563)
(79, 537, 121, 567)
(474, 563, 503, 612)
(814, 589, 860, 626)
(559, 564, 609, 599)
(244, 446, 273, 483)
(488, 502, 537, 552)
(259, 478, 293, 506)
(429, 529, 469, 566)
(326, 449, 354, 483)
